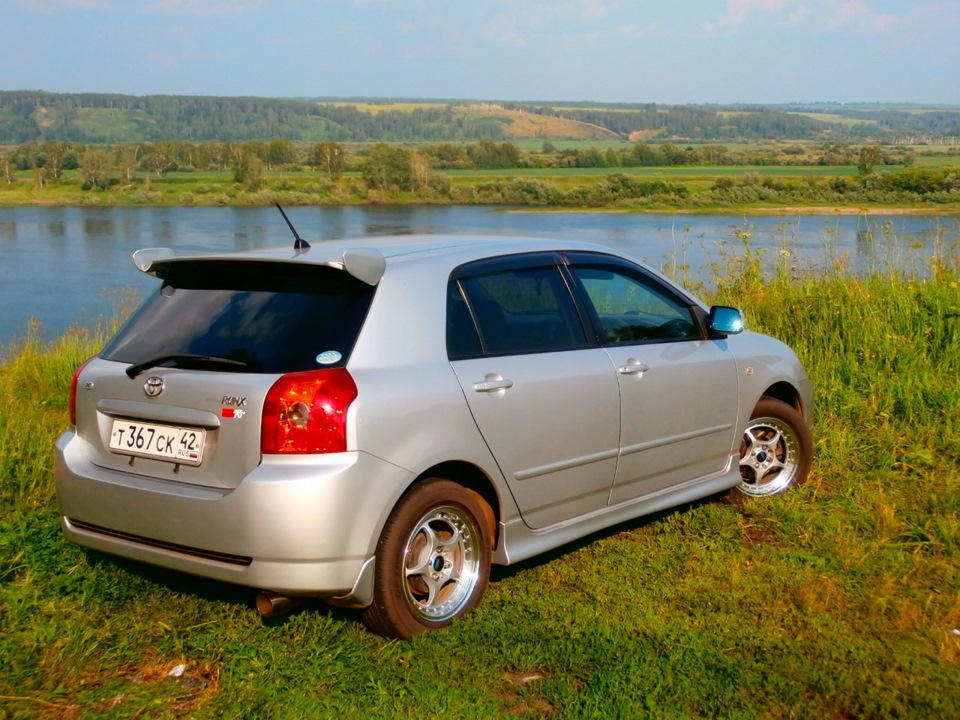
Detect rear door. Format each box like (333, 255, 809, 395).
(447, 254, 621, 530)
(565, 253, 741, 503)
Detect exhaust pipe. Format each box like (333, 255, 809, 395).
(256, 590, 302, 618)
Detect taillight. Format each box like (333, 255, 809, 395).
(69, 356, 96, 426)
(261, 368, 358, 454)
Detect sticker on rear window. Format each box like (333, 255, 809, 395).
(316, 350, 342, 365)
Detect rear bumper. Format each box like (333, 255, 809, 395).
(55, 431, 414, 603)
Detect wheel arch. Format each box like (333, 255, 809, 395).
(405, 461, 501, 549)
(760, 381, 807, 418)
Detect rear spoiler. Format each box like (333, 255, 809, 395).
(131, 247, 386, 286)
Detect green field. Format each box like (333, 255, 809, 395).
(788, 111, 880, 127)
(2, 152, 960, 215)
(443, 165, 864, 178)
(1, 239, 958, 718)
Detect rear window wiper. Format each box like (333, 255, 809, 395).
(125, 354, 251, 379)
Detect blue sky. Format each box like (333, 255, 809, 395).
(2, 0, 957, 104)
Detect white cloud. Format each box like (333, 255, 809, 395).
(615, 22, 663, 40)
(788, 5, 811, 24)
(701, 0, 795, 36)
(579, 0, 610, 21)
(16, 0, 110, 10)
(702, 0, 896, 36)
(489, 0, 657, 48)
(818, 0, 895, 31)
(493, 14, 530, 47)
(148, 0, 264, 16)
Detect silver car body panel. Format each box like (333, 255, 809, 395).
(55, 234, 813, 606)
(451, 348, 621, 529)
(604, 337, 740, 504)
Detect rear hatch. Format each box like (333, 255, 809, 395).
(75, 259, 376, 489)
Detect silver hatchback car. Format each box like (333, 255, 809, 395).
(55, 228, 813, 639)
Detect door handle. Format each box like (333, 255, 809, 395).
(617, 360, 649, 375)
(473, 374, 514, 392)
(473, 378, 514, 392)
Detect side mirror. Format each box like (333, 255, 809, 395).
(708, 305, 745, 335)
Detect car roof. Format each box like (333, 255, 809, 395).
(131, 234, 625, 286)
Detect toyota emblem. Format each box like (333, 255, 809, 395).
(143, 377, 165, 398)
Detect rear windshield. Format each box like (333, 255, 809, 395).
(101, 261, 376, 373)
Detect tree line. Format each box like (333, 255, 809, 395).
(0, 138, 922, 192)
(3, 92, 958, 145)
(0, 92, 507, 144)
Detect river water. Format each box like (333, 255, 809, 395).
(1, 205, 956, 348)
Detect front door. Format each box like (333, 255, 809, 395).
(448, 255, 621, 530)
(566, 254, 740, 504)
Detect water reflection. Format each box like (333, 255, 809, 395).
(83, 218, 115, 236)
(0, 205, 956, 347)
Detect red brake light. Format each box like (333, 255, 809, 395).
(69, 356, 96, 426)
(261, 368, 358, 454)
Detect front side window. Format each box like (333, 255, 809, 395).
(569, 261, 700, 344)
(448, 257, 587, 358)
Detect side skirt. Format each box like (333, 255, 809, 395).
(494, 457, 740, 566)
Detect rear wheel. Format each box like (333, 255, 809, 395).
(362, 478, 493, 639)
(735, 398, 812, 498)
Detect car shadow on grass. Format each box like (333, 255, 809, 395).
(81, 550, 357, 629)
(489, 493, 725, 584)
(77, 491, 736, 631)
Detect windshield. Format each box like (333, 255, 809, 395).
(101, 261, 376, 374)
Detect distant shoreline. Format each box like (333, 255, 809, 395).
(2, 198, 959, 216)
(503, 205, 959, 216)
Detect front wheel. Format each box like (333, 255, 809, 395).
(362, 479, 493, 639)
(735, 397, 812, 498)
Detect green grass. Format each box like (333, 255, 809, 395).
(913, 154, 960, 168)
(1, 242, 959, 718)
(443, 165, 863, 178)
(5, 162, 960, 214)
(787, 111, 880, 127)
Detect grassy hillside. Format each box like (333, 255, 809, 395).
(3, 91, 959, 144)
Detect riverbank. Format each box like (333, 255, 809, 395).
(3, 192, 958, 216)
(3, 166, 960, 215)
(508, 205, 960, 215)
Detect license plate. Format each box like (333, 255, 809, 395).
(109, 419, 205, 466)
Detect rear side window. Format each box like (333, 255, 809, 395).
(101, 261, 375, 373)
(448, 258, 587, 358)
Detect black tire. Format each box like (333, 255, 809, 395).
(362, 478, 493, 639)
(734, 397, 813, 498)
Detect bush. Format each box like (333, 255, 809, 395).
(302, 181, 332, 195)
(131, 189, 162, 203)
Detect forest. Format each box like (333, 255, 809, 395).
(2, 91, 959, 145)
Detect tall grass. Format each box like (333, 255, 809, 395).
(0, 246, 958, 718)
(0, 320, 120, 509)
(706, 239, 959, 475)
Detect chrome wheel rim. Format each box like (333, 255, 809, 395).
(738, 416, 800, 497)
(402, 505, 482, 623)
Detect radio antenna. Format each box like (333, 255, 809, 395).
(275, 202, 310, 251)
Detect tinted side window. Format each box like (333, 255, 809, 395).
(449, 264, 586, 358)
(446, 282, 482, 359)
(570, 264, 700, 344)
(101, 261, 375, 373)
